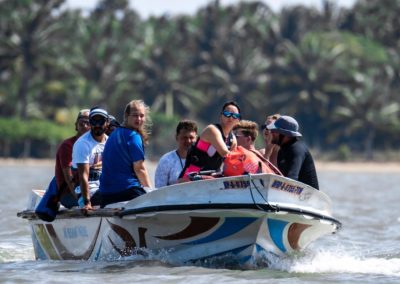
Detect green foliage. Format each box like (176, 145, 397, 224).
(0, 117, 74, 157)
(148, 112, 181, 157)
(1, 0, 400, 159)
(305, 32, 389, 64)
(27, 119, 73, 143)
(0, 118, 28, 141)
(335, 144, 351, 161)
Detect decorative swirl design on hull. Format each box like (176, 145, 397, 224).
(155, 217, 220, 240)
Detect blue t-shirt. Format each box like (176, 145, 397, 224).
(99, 127, 145, 194)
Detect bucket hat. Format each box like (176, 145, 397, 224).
(267, 115, 302, 137)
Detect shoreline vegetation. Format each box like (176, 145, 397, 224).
(2, 2, 400, 162)
(1, 158, 399, 173)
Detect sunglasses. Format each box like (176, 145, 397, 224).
(222, 111, 241, 120)
(78, 120, 90, 127)
(234, 133, 246, 138)
(90, 117, 107, 126)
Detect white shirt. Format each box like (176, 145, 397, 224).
(72, 131, 107, 195)
(72, 131, 107, 167)
(155, 150, 185, 188)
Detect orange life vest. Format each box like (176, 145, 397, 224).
(223, 146, 281, 176)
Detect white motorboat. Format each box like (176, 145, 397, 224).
(18, 173, 341, 268)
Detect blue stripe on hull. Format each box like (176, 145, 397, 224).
(267, 219, 288, 252)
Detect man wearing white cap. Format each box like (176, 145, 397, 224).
(72, 106, 109, 209)
(267, 115, 319, 190)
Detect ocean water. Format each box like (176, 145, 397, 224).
(1, 162, 400, 283)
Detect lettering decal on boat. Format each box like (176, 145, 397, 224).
(271, 180, 304, 195)
(37, 220, 102, 260)
(223, 180, 250, 189)
(63, 226, 88, 239)
(299, 191, 312, 201)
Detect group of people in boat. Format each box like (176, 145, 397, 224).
(38, 99, 319, 219)
(155, 101, 318, 190)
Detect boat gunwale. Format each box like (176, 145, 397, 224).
(120, 203, 342, 228)
(17, 203, 342, 229)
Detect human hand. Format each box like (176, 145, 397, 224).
(91, 162, 102, 170)
(83, 203, 93, 210)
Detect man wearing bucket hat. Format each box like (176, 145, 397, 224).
(267, 115, 319, 190)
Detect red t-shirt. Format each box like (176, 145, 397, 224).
(55, 135, 79, 189)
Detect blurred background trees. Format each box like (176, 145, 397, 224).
(0, 0, 399, 160)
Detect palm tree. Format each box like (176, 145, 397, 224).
(0, 0, 65, 119)
(334, 76, 400, 159)
(132, 14, 209, 118)
(185, 1, 277, 121)
(60, 0, 142, 115)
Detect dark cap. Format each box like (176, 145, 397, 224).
(108, 115, 120, 127)
(89, 107, 108, 119)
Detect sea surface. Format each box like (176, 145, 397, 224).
(1, 162, 400, 283)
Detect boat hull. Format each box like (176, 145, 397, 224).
(20, 174, 341, 268)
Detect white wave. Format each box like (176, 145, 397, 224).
(271, 249, 400, 276)
(0, 241, 35, 263)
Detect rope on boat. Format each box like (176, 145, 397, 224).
(247, 173, 279, 212)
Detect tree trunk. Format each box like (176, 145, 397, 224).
(165, 92, 173, 117)
(17, 36, 33, 119)
(364, 128, 375, 160)
(17, 65, 31, 119)
(22, 139, 31, 158)
(3, 140, 11, 157)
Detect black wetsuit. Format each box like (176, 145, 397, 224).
(277, 138, 319, 190)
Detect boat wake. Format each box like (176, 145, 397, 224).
(268, 248, 400, 277)
(101, 246, 400, 277)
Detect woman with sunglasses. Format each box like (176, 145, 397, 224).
(179, 101, 241, 180)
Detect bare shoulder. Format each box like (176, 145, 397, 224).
(201, 124, 219, 138)
(203, 124, 218, 132)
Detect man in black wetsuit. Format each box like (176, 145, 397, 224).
(267, 116, 319, 190)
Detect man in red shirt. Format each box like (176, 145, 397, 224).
(56, 109, 90, 207)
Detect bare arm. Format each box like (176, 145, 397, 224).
(77, 163, 91, 209)
(133, 160, 152, 188)
(201, 125, 230, 157)
(61, 167, 77, 197)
